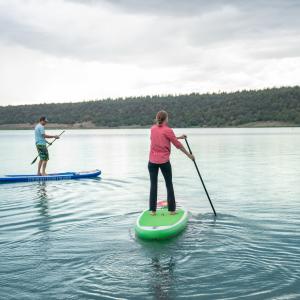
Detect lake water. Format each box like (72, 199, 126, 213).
(0, 128, 299, 300)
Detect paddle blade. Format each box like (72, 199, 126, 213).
(31, 156, 38, 165)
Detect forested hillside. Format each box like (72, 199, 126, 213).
(0, 86, 300, 128)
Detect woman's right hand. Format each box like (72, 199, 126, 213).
(188, 153, 195, 161)
(177, 134, 187, 140)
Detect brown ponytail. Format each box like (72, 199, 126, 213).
(155, 110, 168, 126)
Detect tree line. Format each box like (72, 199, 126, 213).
(0, 86, 300, 127)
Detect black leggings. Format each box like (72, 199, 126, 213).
(148, 161, 176, 212)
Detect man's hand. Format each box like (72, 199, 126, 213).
(177, 134, 187, 140)
(54, 135, 60, 139)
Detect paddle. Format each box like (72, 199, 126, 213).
(185, 137, 217, 217)
(31, 130, 65, 165)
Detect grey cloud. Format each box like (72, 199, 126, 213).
(0, 0, 300, 66)
(68, 0, 300, 18)
(0, 5, 147, 63)
(97, 0, 300, 43)
(67, 0, 225, 16)
(68, 0, 300, 41)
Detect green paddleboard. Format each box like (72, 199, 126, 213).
(135, 207, 188, 240)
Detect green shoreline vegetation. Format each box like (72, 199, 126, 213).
(0, 86, 299, 129)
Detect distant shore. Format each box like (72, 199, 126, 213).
(0, 121, 298, 130)
(1, 87, 300, 129)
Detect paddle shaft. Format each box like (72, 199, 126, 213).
(31, 130, 65, 164)
(185, 138, 217, 216)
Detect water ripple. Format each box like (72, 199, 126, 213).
(1, 128, 300, 299)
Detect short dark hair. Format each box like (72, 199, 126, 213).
(39, 116, 48, 122)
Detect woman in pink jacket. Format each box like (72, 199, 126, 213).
(149, 110, 195, 215)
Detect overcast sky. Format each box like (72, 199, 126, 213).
(0, 0, 300, 105)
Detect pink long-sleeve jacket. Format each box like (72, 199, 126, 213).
(149, 124, 183, 164)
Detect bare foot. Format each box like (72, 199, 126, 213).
(170, 211, 177, 215)
(37, 173, 42, 176)
(41, 173, 48, 176)
(150, 211, 156, 216)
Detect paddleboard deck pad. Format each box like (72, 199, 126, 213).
(135, 204, 188, 240)
(0, 169, 101, 183)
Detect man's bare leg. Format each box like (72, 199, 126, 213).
(42, 161, 48, 176)
(37, 160, 43, 176)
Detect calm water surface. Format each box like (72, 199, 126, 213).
(0, 128, 299, 299)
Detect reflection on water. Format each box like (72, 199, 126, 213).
(35, 182, 51, 232)
(151, 257, 175, 300)
(34, 182, 52, 261)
